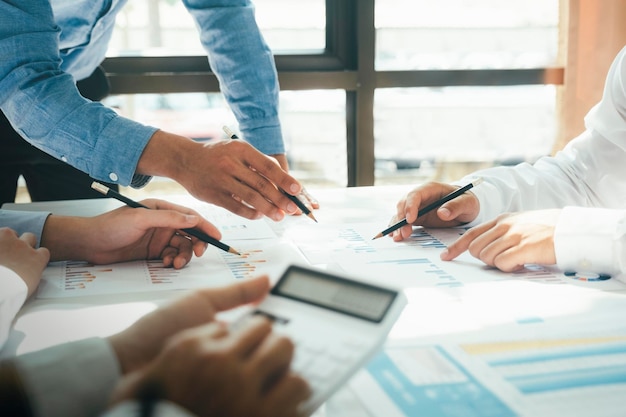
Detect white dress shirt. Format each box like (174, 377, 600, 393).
(457, 45, 626, 276)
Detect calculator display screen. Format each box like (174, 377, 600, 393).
(272, 266, 397, 323)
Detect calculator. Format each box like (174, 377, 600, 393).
(236, 264, 407, 416)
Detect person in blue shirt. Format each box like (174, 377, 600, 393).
(0, 0, 318, 222)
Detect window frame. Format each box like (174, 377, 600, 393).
(102, 0, 564, 186)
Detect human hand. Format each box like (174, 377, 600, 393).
(111, 317, 310, 417)
(42, 199, 218, 268)
(441, 209, 561, 272)
(392, 181, 480, 241)
(270, 154, 320, 213)
(107, 275, 272, 375)
(0, 228, 49, 297)
(139, 132, 303, 221)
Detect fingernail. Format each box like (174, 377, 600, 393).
(439, 208, 451, 219)
(185, 215, 198, 222)
(287, 202, 297, 213)
(290, 183, 299, 193)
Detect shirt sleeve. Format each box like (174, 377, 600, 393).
(14, 337, 121, 417)
(554, 206, 626, 279)
(182, 0, 285, 155)
(454, 46, 626, 226)
(0, 0, 157, 187)
(0, 267, 28, 350)
(0, 210, 50, 247)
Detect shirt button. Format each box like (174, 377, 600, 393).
(109, 173, 119, 182)
(61, 156, 68, 162)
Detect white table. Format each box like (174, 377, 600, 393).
(5, 185, 626, 417)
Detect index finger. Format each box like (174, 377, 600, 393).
(440, 221, 492, 261)
(194, 275, 271, 314)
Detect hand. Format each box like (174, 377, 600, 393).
(441, 210, 561, 272)
(111, 317, 310, 417)
(138, 132, 303, 221)
(107, 275, 272, 374)
(41, 199, 218, 268)
(0, 228, 50, 296)
(392, 181, 480, 241)
(270, 154, 320, 213)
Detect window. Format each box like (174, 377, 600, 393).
(103, 0, 563, 189)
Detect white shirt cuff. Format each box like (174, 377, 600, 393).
(554, 206, 624, 276)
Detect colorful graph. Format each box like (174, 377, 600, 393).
(62, 261, 114, 291)
(221, 249, 269, 279)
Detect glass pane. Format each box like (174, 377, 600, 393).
(376, 0, 559, 70)
(107, 0, 326, 57)
(105, 90, 346, 187)
(374, 86, 556, 185)
(281, 90, 347, 187)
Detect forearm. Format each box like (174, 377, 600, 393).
(135, 130, 200, 182)
(40, 216, 90, 261)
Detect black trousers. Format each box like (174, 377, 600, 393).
(0, 66, 119, 205)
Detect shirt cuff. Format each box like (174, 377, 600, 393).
(92, 115, 158, 186)
(0, 211, 50, 247)
(15, 337, 121, 417)
(554, 206, 623, 276)
(240, 124, 285, 155)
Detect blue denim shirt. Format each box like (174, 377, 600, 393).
(0, 0, 284, 187)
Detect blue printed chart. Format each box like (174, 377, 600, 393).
(350, 336, 626, 417)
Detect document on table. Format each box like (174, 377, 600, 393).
(37, 239, 305, 298)
(346, 267, 626, 417)
(286, 222, 626, 291)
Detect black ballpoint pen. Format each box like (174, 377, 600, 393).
(372, 177, 483, 239)
(223, 126, 318, 223)
(91, 181, 241, 255)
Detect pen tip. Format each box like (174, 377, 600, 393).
(307, 212, 318, 223)
(372, 233, 382, 240)
(228, 247, 242, 255)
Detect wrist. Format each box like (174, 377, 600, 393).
(41, 216, 89, 261)
(136, 130, 199, 183)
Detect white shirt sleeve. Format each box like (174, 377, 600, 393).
(14, 337, 121, 417)
(0, 266, 28, 350)
(451, 46, 626, 276)
(554, 207, 626, 279)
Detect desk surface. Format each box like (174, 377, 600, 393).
(4, 185, 626, 417)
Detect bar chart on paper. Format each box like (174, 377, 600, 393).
(37, 239, 306, 298)
(351, 336, 626, 417)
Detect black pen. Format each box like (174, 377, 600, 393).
(91, 181, 241, 255)
(372, 177, 483, 240)
(222, 126, 318, 223)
